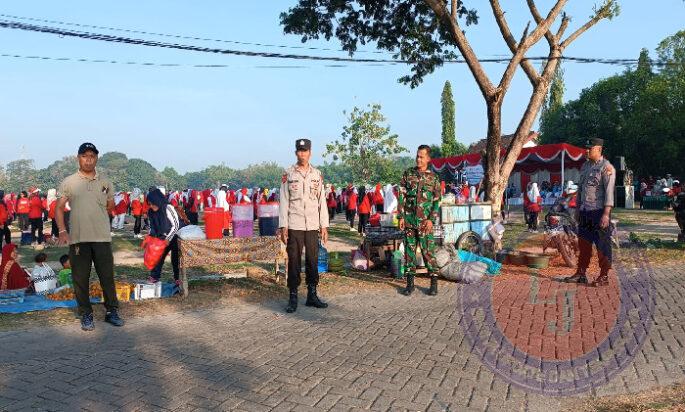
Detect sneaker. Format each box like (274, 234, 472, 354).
(105, 310, 124, 327)
(81, 313, 94, 331)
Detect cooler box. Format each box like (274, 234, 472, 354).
(443, 222, 470, 244)
(470, 220, 491, 240)
(470, 203, 492, 220)
(441, 205, 470, 224)
(257, 202, 279, 218)
(232, 205, 254, 221)
(134, 282, 162, 300)
(203, 208, 225, 240)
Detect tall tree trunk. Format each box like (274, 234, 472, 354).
(485, 97, 504, 213)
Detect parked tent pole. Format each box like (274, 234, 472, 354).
(561, 149, 566, 186)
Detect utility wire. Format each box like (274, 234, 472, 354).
(0, 13, 393, 55)
(0, 19, 673, 67)
(0, 52, 392, 68)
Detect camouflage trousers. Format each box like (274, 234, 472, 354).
(404, 228, 438, 276)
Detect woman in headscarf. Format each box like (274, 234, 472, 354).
(0, 191, 10, 249)
(372, 183, 384, 213)
(346, 187, 358, 231)
(357, 186, 371, 234)
(0, 244, 31, 290)
(146, 189, 182, 285)
(382, 184, 397, 214)
(524, 182, 542, 232)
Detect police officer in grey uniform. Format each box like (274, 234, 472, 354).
(279, 139, 330, 313)
(564, 138, 616, 286)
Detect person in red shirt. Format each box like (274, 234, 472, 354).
(112, 192, 128, 230)
(357, 186, 372, 234)
(16, 191, 30, 232)
(524, 183, 543, 232)
(326, 185, 337, 222)
(28, 190, 45, 244)
(0, 191, 10, 249)
(41, 195, 48, 222)
(372, 183, 384, 213)
(346, 187, 358, 231)
(131, 194, 144, 238)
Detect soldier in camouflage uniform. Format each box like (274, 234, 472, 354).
(397, 145, 442, 296)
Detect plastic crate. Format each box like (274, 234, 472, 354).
(443, 222, 470, 244)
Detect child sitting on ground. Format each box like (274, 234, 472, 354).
(58, 254, 72, 287)
(30, 252, 57, 294)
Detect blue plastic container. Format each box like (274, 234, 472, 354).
(317, 243, 329, 273)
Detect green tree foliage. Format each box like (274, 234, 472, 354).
(126, 159, 160, 190)
(440, 81, 467, 157)
(539, 64, 565, 140)
(160, 167, 186, 191)
(239, 162, 284, 189)
(324, 104, 407, 183)
(539, 34, 685, 178)
(6, 159, 39, 193)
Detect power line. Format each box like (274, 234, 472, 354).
(0, 52, 393, 69)
(0, 19, 673, 67)
(0, 13, 393, 55)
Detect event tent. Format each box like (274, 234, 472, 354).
(431, 143, 586, 191)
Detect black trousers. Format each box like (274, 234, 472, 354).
(133, 215, 142, 235)
(358, 213, 370, 234)
(30, 218, 43, 244)
(577, 210, 612, 275)
(18, 213, 29, 231)
(0, 223, 10, 249)
(526, 211, 539, 230)
(347, 210, 356, 228)
(69, 242, 118, 315)
(187, 212, 199, 226)
(150, 235, 180, 281)
(51, 212, 71, 236)
(286, 230, 319, 291)
(328, 207, 335, 221)
(375, 204, 384, 214)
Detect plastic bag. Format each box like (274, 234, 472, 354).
(351, 249, 369, 271)
(177, 225, 206, 240)
(142, 236, 168, 270)
(459, 261, 488, 284)
(434, 244, 458, 269)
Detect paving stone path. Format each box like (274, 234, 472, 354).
(0, 264, 683, 411)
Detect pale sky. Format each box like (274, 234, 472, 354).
(1, 1, 683, 173)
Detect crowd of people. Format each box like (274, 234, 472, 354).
(638, 175, 682, 200)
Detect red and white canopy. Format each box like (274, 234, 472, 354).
(431, 143, 586, 174)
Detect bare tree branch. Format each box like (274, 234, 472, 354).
(526, 0, 556, 46)
(495, 0, 567, 96)
(451, 0, 457, 18)
(557, 13, 570, 39)
(425, 0, 495, 98)
(490, 0, 541, 86)
(500, 48, 562, 177)
(560, 12, 606, 49)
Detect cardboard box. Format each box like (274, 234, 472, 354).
(133, 282, 162, 300)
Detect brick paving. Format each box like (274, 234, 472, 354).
(0, 263, 684, 411)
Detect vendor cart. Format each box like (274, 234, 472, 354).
(439, 201, 501, 256)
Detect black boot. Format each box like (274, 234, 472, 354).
(285, 290, 298, 313)
(563, 272, 587, 284)
(428, 276, 438, 296)
(402, 274, 415, 296)
(305, 285, 328, 309)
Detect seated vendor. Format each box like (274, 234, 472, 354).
(0, 244, 31, 291)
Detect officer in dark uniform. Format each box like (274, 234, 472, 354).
(278, 139, 329, 313)
(564, 138, 616, 286)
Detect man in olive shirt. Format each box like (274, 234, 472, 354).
(56, 143, 124, 331)
(278, 139, 329, 313)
